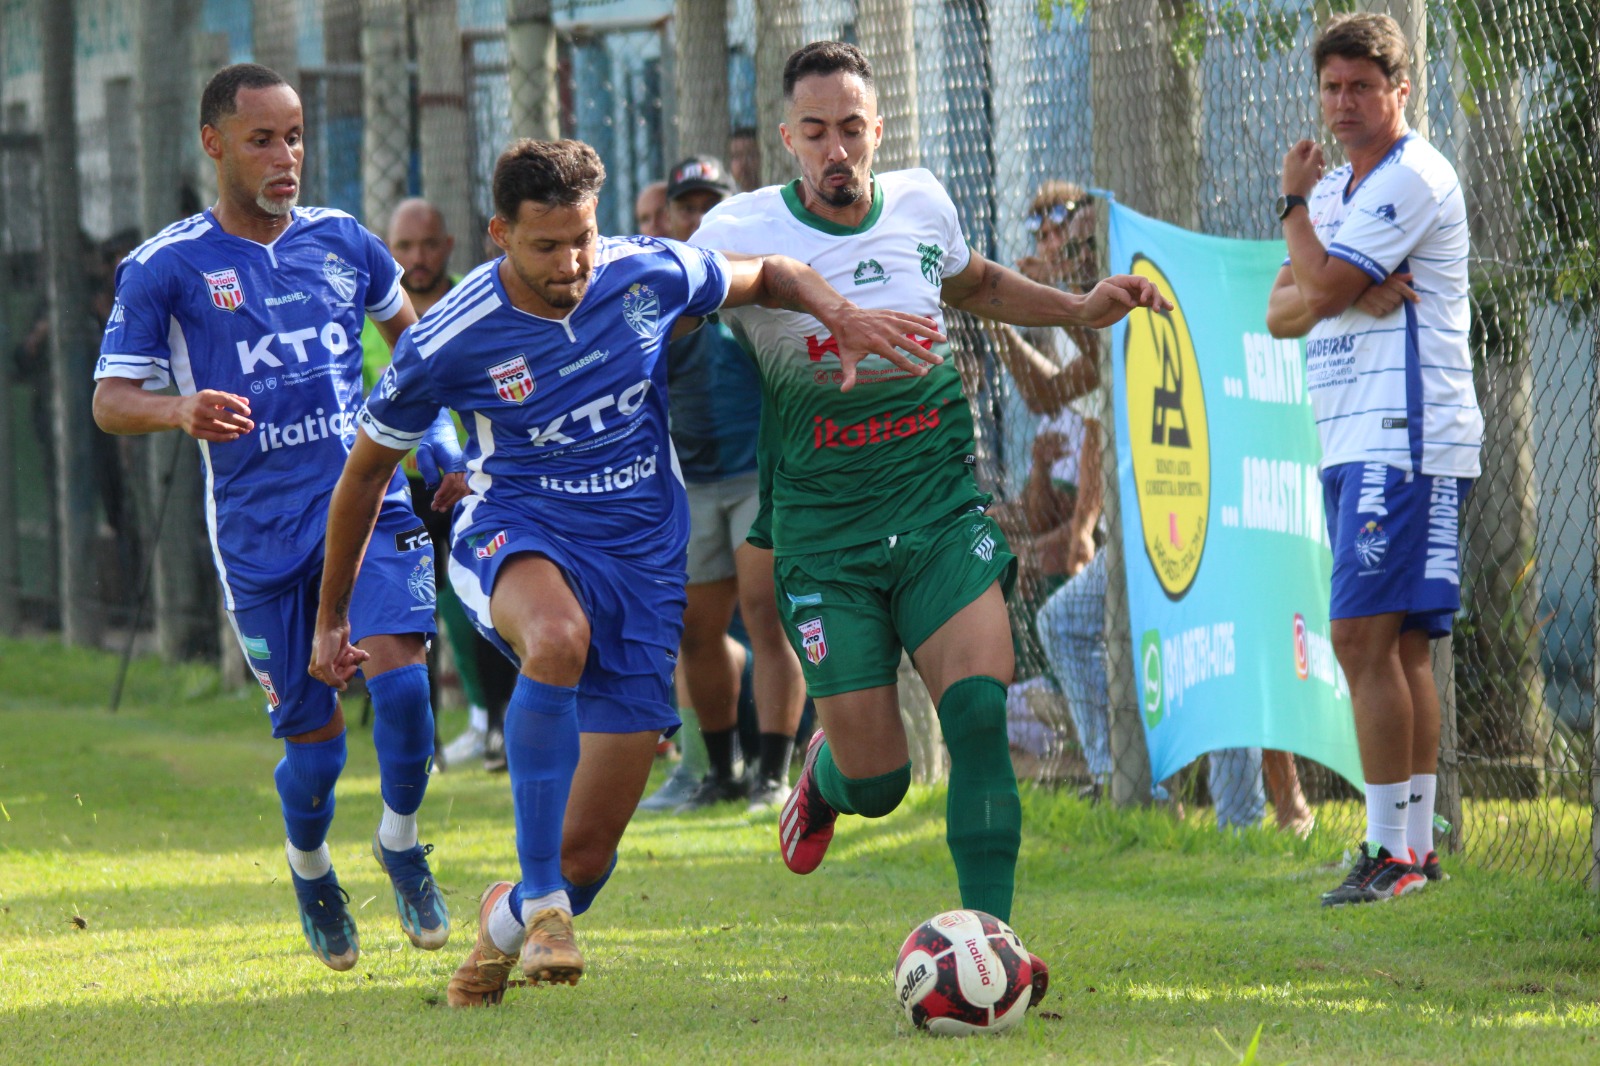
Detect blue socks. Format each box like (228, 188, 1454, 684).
(565, 852, 617, 917)
(505, 674, 581, 897)
(275, 732, 347, 852)
(367, 663, 434, 817)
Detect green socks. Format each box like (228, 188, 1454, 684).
(816, 741, 910, 818)
(938, 675, 1021, 923)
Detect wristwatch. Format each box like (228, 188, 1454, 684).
(1275, 194, 1308, 221)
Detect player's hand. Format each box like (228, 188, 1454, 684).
(431, 471, 470, 511)
(309, 620, 369, 691)
(1282, 140, 1325, 199)
(1075, 276, 1173, 329)
(174, 390, 253, 442)
(1353, 271, 1419, 318)
(826, 305, 947, 391)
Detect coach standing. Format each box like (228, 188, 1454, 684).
(1265, 13, 1483, 906)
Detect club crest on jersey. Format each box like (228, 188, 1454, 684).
(1354, 520, 1389, 570)
(917, 242, 944, 285)
(488, 355, 536, 404)
(203, 267, 245, 312)
(407, 555, 436, 605)
(474, 530, 508, 560)
(798, 617, 828, 665)
(322, 253, 358, 304)
(622, 283, 659, 337)
(252, 667, 280, 708)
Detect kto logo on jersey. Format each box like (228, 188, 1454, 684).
(798, 617, 828, 665)
(322, 253, 358, 304)
(1124, 255, 1210, 601)
(474, 530, 508, 560)
(1293, 613, 1310, 680)
(488, 355, 536, 404)
(528, 379, 652, 446)
(203, 267, 245, 312)
(622, 283, 659, 337)
(1354, 520, 1389, 570)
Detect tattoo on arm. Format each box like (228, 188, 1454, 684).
(764, 258, 803, 310)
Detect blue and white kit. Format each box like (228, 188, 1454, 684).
(360, 236, 732, 733)
(96, 207, 436, 735)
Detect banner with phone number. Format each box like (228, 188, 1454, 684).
(1107, 198, 1363, 787)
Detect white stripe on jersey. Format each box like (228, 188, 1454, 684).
(133, 216, 212, 264)
(411, 268, 497, 345)
(416, 287, 503, 358)
(467, 411, 496, 499)
(166, 319, 237, 608)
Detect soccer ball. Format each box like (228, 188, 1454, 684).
(894, 909, 1034, 1035)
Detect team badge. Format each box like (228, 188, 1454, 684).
(1354, 521, 1389, 569)
(917, 242, 944, 285)
(853, 259, 888, 285)
(622, 283, 660, 337)
(474, 530, 508, 560)
(203, 267, 245, 312)
(488, 355, 536, 403)
(407, 556, 436, 605)
(322, 253, 358, 303)
(252, 667, 280, 708)
(798, 617, 828, 666)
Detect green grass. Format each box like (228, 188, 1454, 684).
(3, 637, 1600, 1064)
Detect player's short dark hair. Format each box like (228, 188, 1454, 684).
(1313, 12, 1410, 86)
(730, 125, 759, 140)
(200, 63, 289, 130)
(783, 41, 874, 99)
(492, 139, 607, 219)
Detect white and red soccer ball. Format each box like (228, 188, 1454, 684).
(894, 909, 1036, 1035)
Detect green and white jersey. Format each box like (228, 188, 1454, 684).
(690, 169, 983, 557)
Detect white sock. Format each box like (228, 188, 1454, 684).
(285, 840, 332, 880)
(378, 804, 418, 852)
(487, 892, 526, 955)
(519, 889, 572, 924)
(1407, 773, 1437, 860)
(468, 704, 489, 733)
(1364, 781, 1411, 859)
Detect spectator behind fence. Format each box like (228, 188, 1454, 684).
(359, 198, 519, 774)
(1267, 12, 1480, 904)
(633, 180, 669, 237)
(639, 156, 807, 814)
(728, 126, 762, 192)
(92, 62, 457, 971)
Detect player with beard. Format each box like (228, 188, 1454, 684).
(690, 43, 1169, 985)
(309, 138, 945, 1006)
(93, 64, 455, 971)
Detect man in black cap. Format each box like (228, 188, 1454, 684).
(638, 157, 807, 813)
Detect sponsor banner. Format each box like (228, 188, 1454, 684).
(1109, 199, 1361, 786)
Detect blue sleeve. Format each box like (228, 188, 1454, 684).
(358, 329, 443, 450)
(95, 258, 175, 389)
(657, 238, 732, 319)
(358, 222, 405, 321)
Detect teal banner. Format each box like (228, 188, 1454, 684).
(1107, 199, 1363, 786)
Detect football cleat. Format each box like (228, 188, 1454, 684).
(520, 907, 584, 986)
(446, 881, 520, 1008)
(637, 761, 700, 811)
(746, 775, 792, 813)
(675, 773, 750, 812)
(372, 832, 450, 950)
(778, 729, 838, 874)
(289, 867, 360, 971)
(439, 725, 486, 770)
(1321, 843, 1425, 907)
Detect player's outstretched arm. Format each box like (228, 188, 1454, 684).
(310, 430, 409, 690)
(942, 254, 1172, 331)
(93, 377, 255, 441)
(718, 252, 947, 391)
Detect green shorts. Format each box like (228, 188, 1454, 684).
(774, 507, 1017, 698)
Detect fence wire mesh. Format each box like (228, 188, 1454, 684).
(2, 0, 1594, 879)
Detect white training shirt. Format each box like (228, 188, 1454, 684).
(1301, 132, 1482, 477)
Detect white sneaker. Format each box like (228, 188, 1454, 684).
(440, 726, 487, 770)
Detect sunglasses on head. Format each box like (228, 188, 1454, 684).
(1023, 201, 1084, 232)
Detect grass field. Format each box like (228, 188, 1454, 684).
(4, 637, 1600, 1064)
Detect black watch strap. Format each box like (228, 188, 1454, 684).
(1277, 194, 1308, 220)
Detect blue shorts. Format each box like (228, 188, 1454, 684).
(1322, 461, 1472, 638)
(447, 509, 684, 736)
(229, 497, 438, 738)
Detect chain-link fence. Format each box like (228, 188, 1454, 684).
(4, 0, 1595, 878)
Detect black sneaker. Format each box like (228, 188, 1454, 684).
(1321, 843, 1426, 907)
(1417, 849, 1445, 883)
(745, 775, 791, 813)
(675, 773, 749, 811)
(483, 721, 507, 774)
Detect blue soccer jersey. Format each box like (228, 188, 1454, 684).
(359, 237, 732, 567)
(96, 207, 409, 609)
